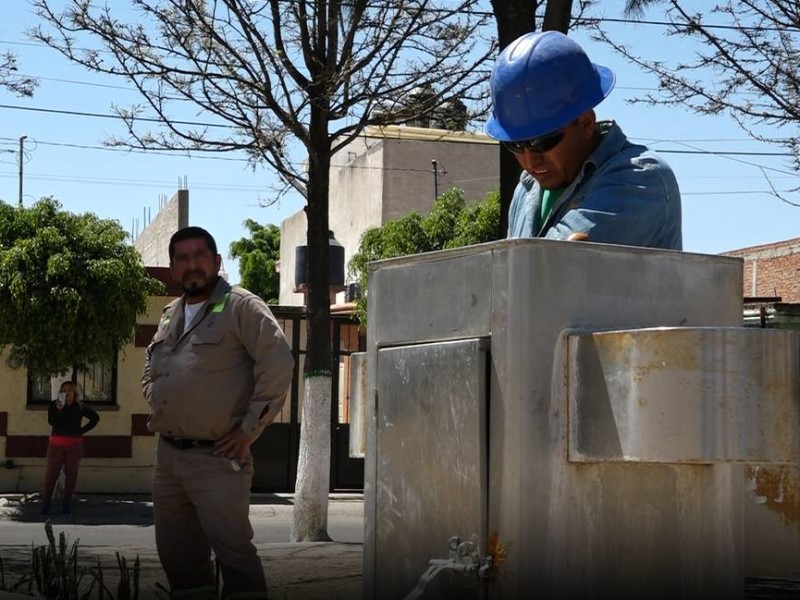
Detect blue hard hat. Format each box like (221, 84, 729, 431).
(486, 31, 616, 142)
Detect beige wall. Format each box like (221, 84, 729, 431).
(277, 126, 499, 306)
(382, 135, 498, 222)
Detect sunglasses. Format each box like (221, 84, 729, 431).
(502, 127, 566, 154)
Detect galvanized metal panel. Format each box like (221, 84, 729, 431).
(486, 240, 744, 599)
(364, 239, 749, 600)
(348, 352, 367, 458)
(375, 338, 487, 600)
(369, 246, 493, 346)
(568, 328, 800, 464)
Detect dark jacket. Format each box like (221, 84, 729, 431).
(48, 401, 100, 437)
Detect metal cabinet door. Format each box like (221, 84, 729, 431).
(375, 338, 488, 600)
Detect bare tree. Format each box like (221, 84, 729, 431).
(594, 0, 800, 194)
(490, 0, 539, 236)
(0, 52, 37, 96)
(31, 0, 493, 541)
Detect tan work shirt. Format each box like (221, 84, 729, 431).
(142, 277, 294, 440)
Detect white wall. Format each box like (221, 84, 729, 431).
(279, 209, 309, 305)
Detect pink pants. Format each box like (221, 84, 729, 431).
(42, 441, 84, 505)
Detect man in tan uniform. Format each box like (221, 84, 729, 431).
(142, 226, 293, 599)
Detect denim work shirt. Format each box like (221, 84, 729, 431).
(507, 121, 682, 250)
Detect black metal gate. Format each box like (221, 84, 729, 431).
(250, 308, 364, 492)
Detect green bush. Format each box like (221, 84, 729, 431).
(0, 521, 141, 599)
(348, 188, 500, 323)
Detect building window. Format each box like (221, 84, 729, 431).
(26, 355, 118, 406)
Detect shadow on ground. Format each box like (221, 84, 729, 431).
(1, 493, 299, 525)
(4, 494, 155, 526)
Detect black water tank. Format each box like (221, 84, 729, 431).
(294, 230, 345, 291)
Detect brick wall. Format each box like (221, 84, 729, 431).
(723, 237, 800, 302)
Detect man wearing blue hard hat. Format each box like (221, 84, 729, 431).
(486, 31, 682, 249)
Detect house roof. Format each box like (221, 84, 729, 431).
(363, 124, 497, 145)
(722, 236, 800, 259)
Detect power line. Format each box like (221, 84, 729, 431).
(657, 149, 793, 157)
(0, 103, 233, 129)
(19, 74, 138, 92)
(682, 190, 798, 196)
(1, 168, 792, 199)
(0, 9, 792, 38)
(0, 170, 267, 192)
(0, 67, 760, 99)
(585, 16, 791, 33)
(0, 137, 252, 163)
(0, 122, 794, 168)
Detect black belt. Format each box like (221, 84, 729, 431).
(161, 436, 215, 450)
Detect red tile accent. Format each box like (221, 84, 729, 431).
(145, 267, 183, 297)
(0, 412, 7, 436)
(131, 414, 154, 436)
(5, 435, 133, 458)
(5, 435, 48, 457)
(135, 324, 158, 348)
(84, 436, 133, 458)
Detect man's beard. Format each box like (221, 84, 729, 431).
(183, 273, 217, 297)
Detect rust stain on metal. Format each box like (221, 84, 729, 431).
(595, 330, 701, 376)
(487, 531, 508, 573)
(747, 465, 800, 526)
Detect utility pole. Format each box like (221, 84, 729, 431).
(431, 159, 439, 201)
(18, 135, 27, 207)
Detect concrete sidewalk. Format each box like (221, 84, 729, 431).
(0, 493, 363, 600)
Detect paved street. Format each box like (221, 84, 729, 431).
(0, 493, 364, 600)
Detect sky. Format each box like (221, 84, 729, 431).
(1, 1, 798, 284)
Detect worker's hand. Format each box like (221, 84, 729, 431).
(567, 232, 590, 242)
(214, 426, 255, 464)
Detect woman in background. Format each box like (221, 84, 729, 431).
(41, 380, 99, 516)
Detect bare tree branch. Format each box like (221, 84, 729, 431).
(0, 51, 38, 97)
(592, 0, 800, 172)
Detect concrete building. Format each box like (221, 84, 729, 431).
(133, 189, 189, 267)
(279, 125, 500, 305)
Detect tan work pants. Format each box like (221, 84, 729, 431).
(153, 437, 267, 599)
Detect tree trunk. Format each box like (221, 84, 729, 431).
(543, 0, 574, 33)
(490, 0, 539, 237)
(291, 111, 334, 542)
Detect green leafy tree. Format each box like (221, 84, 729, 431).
(349, 189, 500, 322)
(229, 220, 280, 304)
(0, 198, 163, 376)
